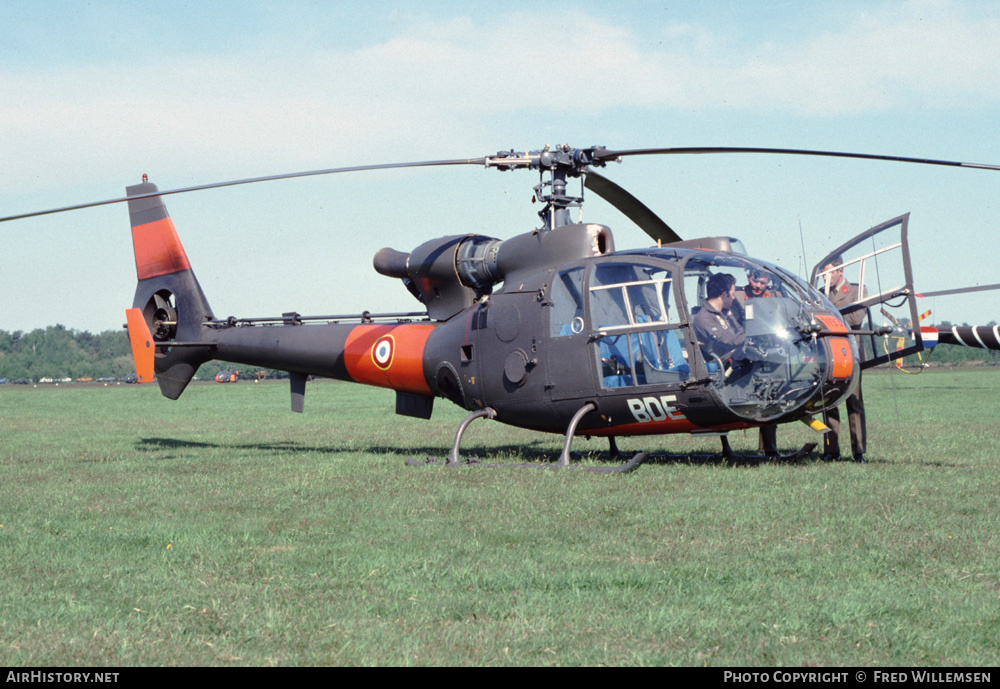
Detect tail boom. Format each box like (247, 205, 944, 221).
(207, 321, 436, 396)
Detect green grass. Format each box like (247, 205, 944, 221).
(1, 370, 998, 666)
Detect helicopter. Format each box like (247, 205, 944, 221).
(5, 145, 1000, 471)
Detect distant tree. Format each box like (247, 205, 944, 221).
(0, 326, 131, 380)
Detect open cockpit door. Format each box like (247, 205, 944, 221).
(810, 213, 921, 369)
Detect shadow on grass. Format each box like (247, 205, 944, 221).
(137, 436, 558, 461)
(136, 436, 825, 469)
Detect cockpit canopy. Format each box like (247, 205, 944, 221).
(549, 250, 856, 422)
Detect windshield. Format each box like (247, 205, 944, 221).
(682, 251, 845, 422)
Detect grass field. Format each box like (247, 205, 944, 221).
(1, 369, 998, 666)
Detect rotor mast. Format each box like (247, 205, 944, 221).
(485, 144, 610, 230)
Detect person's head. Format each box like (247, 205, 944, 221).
(746, 268, 771, 296)
(822, 255, 845, 289)
(706, 272, 737, 307)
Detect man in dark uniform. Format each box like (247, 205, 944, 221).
(821, 256, 867, 463)
(693, 272, 745, 460)
(693, 273, 744, 364)
(733, 268, 781, 458)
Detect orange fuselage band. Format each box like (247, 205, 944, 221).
(344, 324, 435, 395)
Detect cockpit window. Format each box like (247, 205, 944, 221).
(683, 252, 817, 313)
(590, 263, 678, 329)
(588, 262, 689, 388)
(549, 266, 585, 337)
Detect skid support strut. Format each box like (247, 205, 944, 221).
(608, 435, 621, 459)
(558, 402, 598, 467)
(720, 434, 734, 462)
(446, 407, 497, 466)
(405, 401, 646, 472)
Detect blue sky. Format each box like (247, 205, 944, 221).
(2, 0, 999, 332)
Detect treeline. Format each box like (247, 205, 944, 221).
(0, 321, 996, 383)
(0, 326, 279, 382)
(0, 326, 133, 381)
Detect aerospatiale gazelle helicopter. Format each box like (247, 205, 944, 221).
(5, 144, 1000, 471)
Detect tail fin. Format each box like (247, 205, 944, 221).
(127, 181, 215, 399)
(125, 307, 155, 383)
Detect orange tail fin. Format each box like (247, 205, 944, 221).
(125, 308, 155, 383)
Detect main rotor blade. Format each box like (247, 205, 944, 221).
(918, 283, 1000, 298)
(584, 171, 682, 245)
(936, 325, 1000, 350)
(0, 157, 486, 223)
(595, 146, 1000, 171)
(8, 143, 999, 225)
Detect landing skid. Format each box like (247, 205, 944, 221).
(404, 451, 649, 474)
(640, 441, 817, 465)
(403, 400, 816, 472)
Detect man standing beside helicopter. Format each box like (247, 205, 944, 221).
(821, 256, 867, 463)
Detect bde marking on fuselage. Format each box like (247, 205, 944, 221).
(627, 395, 685, 423)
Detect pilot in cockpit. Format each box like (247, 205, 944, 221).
(693, 273, 745, 364)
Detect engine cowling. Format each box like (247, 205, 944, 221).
(374, 223, 614, 321)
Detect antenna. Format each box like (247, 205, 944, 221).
(797, 215, 809, 277)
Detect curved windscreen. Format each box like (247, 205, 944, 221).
(682, 252, 855, 422)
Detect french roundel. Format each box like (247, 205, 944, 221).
(372, 335, 394, 370)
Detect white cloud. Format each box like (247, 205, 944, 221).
(713, 0, 1000, 114)
(2, 1, 999, 196)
